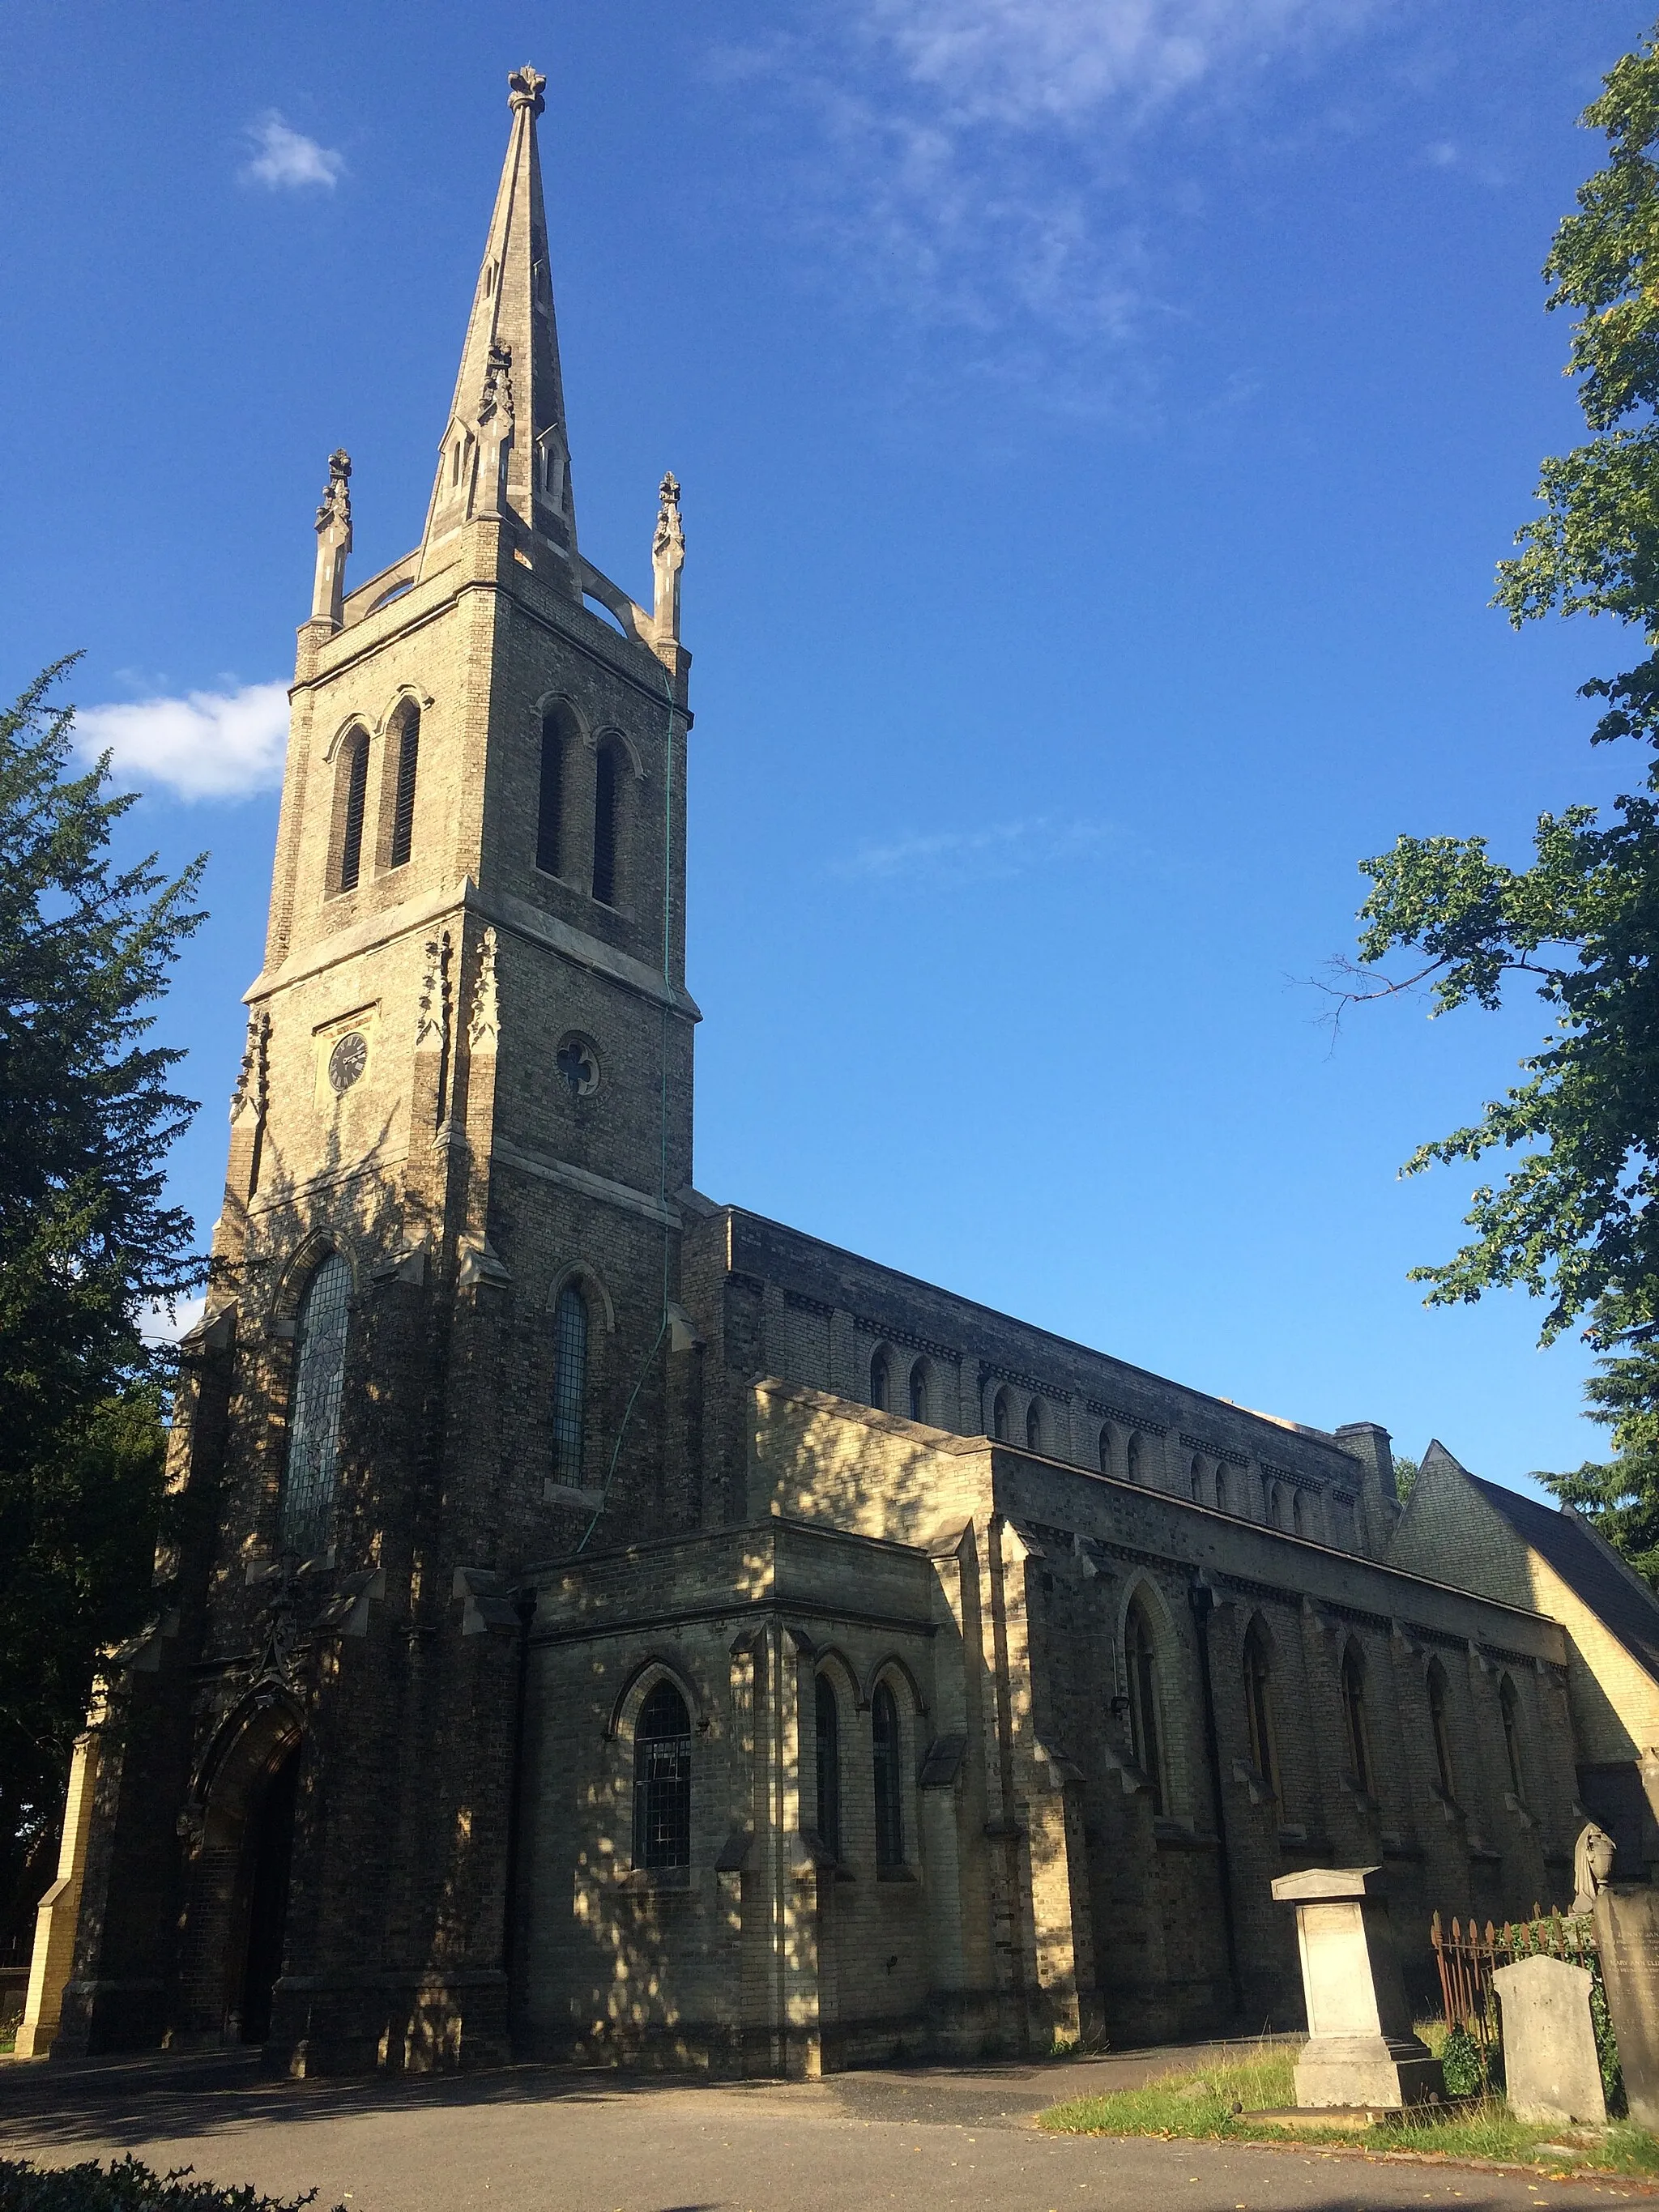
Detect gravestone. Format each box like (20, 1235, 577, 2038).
(1594, 1883, 1659, 2129)
(1493, 1954, 1606, 2125)
(1272, 1866, 1443, 2108)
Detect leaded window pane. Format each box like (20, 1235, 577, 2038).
(633, 1679, 691, 1869)
(872, 1682, 903, 1868)
(281, 1252, 351, 1557)
(552, 1285, 588, 1482)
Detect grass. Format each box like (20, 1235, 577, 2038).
(1038, 2045, 1659, 2179)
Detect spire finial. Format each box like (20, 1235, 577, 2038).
(651, 472, 684, 646)
(508, 65, 546, 115)
(310, 450, 353, 629)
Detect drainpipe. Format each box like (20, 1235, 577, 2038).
(1188, 1578, 1243, 2019)
(501, 1583, 538, 2031)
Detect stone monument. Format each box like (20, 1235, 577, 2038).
(1272, 1866, 1444, 2108)
(1493, 1954, 1606, 2126)
(1594, 1883, 1659, 2129)
(1573, 1821, 1617, 1918)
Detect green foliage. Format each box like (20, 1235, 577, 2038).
(1392, 1455, 1420, 1501)
(0, 2154, 340, 2210)
(1351, 24, 1659, 1574)
(1440, 2021, 1486, 2097)
(0, 661, 205, 1954)
(1537, 1323, 1659, 1582)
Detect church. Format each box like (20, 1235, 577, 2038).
(21, 66, 1659, 2078)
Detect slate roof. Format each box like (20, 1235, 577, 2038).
(1472, 1474, 1659, 1686)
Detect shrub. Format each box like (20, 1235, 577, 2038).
(0, 2156, 342, 2211)
(1440, 2022, 1486, 2099)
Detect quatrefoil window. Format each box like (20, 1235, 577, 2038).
(556, 1032, 600, 1098)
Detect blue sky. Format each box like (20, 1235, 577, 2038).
(2, 1, 1651, 1496)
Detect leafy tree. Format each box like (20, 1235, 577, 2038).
(0, 661, 204, 1950)
(1338, 28, 1659, 1568)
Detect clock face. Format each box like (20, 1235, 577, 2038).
(328, 1030, 368, 1095)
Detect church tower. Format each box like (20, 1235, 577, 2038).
(50, 65, 700, 2073)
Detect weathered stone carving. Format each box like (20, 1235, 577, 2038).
(310, 449, 352, 627)
(652, 471, 684, 644)
(509, 63, 546, 115)
(469, 926, 501, 1052)
(1572, 1818, 1616, 1916)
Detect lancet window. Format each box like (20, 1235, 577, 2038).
(633, 1679, 691, 1869)
(592, 739, 622, 905)
(389, 704, 420, 868)
(552, 1283, 589, 1483)
(280, 1251, 351, 1557)
(336, 728, 369, 893)
(1125, 1599, 1165, 1815)
(872, 1681, 904, 1869)
(816, 1672, 841, 1860)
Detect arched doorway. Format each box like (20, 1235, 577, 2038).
(237, 1741, 300, 2044)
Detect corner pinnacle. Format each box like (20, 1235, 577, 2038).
(509, 65, 546, 115)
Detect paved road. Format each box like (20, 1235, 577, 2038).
(0, 2046, 1642, 2212)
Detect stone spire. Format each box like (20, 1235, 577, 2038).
(419, 65, 578, 579)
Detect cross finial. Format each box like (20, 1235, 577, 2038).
(509, 65, 546, 115)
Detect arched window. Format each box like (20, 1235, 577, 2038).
(536, 708, 565, 875)
(551, 1283, 589, 1484)
(1427, 1659, 1456, 1800)
(1341, 1643, 1372, 1797)
(1268, 1482, 1283, 1528)
(592, 739, 622, 905)
(1127, 1434, 1142, 1484)
(870, 1350, 890, 1412)
(1026, 1400, 1043, 1452)
(280, 1251, 351, 1556)
(633, 1679, 691, 1869)
(1098, 1426, 1112, 1476)
(908, 1360, 928, 1424)
(1291, 1488, 1305, 1536)
(992, 1387, 1011, 1442)
(1124, 1600, 1165, 1815)
(815, 1672, 841, 1860)
(872, 1681, 904, 1869)
(388, 704, 420, 868)
(1189, 1456, 1205, 1504)
(1499, 1675, 1525, 1797)
(1243, 1624, 1276, 1794)
(1215, 1465, 1230, 1514)
(336, 729, 369, 893)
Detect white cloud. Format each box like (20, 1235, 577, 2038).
(835, 814, 1109, 884)
(242, 111, 343, 191)
(140, 1295, 207, 1346)
(75, 681, 289, 802)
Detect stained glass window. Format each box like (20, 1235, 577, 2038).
(552, 1285, 588, 1484)
(633, 1679, 691, 1869)
(281, 1252, 351, 1556)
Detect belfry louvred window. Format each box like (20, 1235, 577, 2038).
(338, 730, 369, 893)
(389, 705, 420, 867)
(633, 1679, 692, 1869)
(280, 1251, 351, 1557)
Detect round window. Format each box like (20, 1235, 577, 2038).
(328, 1031, 368, 1094)
(556, 1033, 600, 1097)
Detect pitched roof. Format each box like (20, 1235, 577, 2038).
(1471, 1473, 1659, 1685)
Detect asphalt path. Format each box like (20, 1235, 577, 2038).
(0, 2046, 1645, 2212)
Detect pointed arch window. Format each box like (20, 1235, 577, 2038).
(870, 1350, 890, 1411)
(1124, 1600, 1165, 1815)
(1427, 1659, 1456, 1800)
(1189, 1457, 1205, 1504)
(1025, 1400, 1043, 1452)
(1215, 1465, 1230, 1514)
(1243, 1624, 1276, 1795)
(1099, 1426, 1112, 1476)
(992, 1388, 1011, 1442)
(908, 1360, 928, 1424)
(1291, 1488, 1305, 1536)
(1341, 1643, 1373, 1797)
(1126, 1434, 1142, 1484)
(280, 1251, 351, 1557)
(537, 708, 565, 876)
(592, 739, 622, 906)
(336, 728, 369, 893)
(815, 1672, 842, 1860)
(1499, 1674, 1525, 1797)
(388, 704, 420, 869)
(633, 1679, 691, 1869)
(552, 1283, 589, 1484)
(872, 1681, 904, 1869)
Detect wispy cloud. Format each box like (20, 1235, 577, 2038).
(716, 0, 1381, 399)
(75, 681, 289, 802)
(242, 111, 343, 191)
(834, 813, 1110, 884)
(141, 1295, 207, 1347)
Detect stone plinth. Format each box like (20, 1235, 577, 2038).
(1272, 1866, 1443, 2109)
(1494, 1954, 1606, 2125)
(1595, 1883, 1659, 2129)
